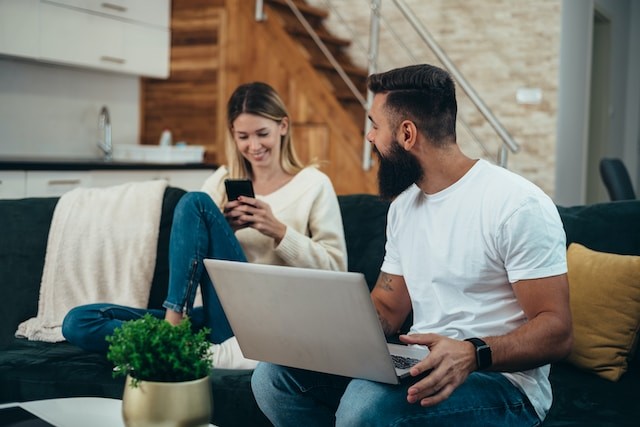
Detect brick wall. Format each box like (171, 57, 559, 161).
(307, 0, 561, 196)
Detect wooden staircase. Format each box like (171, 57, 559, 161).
(140, 0, 378, 194)
(265, 0, 369, 132)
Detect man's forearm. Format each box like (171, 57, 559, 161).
(376, 309, 399, 337)
(371, 272, 412, 337)
(484, 312, 572, 372)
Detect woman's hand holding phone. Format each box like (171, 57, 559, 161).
(223, 180, 286, 242)
(224, 179, 256, 230)
(224, 179, 255, 201)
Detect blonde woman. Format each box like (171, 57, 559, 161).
(63, 82, 347, 369)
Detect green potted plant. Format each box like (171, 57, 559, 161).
(106, 313, 213, 426)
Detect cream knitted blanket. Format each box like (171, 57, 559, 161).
(16, 179, 168, 342)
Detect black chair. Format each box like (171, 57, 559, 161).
(599, 158, 636, 201)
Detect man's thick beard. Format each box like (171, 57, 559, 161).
(375, 141, 423, 200)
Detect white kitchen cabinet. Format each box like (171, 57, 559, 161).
(46, 0, 169, 28)
(162, 170, 214, 191)
(25, 170, 92, 197)
(91, 170, 213, 191)
(1, 168, 213, 200)
(91, 170, 162, 188)
(0, 0, 170, 78)
(0, 171, 27, 200)
(39, 1, 170, 78)
(0, 0, 39, 59)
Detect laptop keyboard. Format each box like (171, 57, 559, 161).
(391, 355, 420, 370)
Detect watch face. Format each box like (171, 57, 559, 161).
(477, 344, 492, 370)
(466, 338, 492, 370)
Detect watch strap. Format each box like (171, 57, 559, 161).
(465, 337, 492, 370)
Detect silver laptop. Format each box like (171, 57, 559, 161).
(203, 259, 429, 384)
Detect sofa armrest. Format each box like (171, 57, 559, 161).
(0, 197, 58, 347)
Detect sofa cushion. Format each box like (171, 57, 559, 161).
(337, 194, 389, 289)
(544, 361, 640, 426)
(146, 187, 187, 310)
(0, 338, 270, 427)
(557, 200, 640, 372)
(565, 243, 640, 381)
(0, 339, 123, 403)
(557, 200, 640, 256)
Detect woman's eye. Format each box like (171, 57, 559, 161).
(258, 133, 269, 138)
(237, 135, 248, 140)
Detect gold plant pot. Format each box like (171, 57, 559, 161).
(122, 374, 212, 427)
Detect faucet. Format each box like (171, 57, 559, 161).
(98, 105, 112, 161)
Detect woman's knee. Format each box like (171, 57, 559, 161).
(173, 192, 221, 226)
(176, 192, 215, 214)
(61, 307, 80, 343)
(61, 304, 102, 344)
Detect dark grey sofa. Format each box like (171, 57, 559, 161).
(1, 188, 638, 426)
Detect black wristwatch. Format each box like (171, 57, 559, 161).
(465, 337, 492, 370)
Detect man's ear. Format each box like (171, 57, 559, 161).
(399, 120, 417, 150)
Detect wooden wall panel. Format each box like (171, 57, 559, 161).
(140, 0, 226, 164)
(141, 0, 378, 194)
(292, 124, 330, 166)
(221, 0, 378, 194)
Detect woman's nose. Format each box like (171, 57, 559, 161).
(249, 136, 262, 149)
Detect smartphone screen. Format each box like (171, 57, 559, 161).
(224, 179, 255, 201)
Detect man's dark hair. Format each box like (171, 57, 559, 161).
(367, 64, 457, 146)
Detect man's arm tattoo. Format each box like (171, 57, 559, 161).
(375, 273, 397, 336)
(376, 309, 396, 337)
(379, 273, 394, 291)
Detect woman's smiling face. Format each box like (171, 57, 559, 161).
(231, 113, 288, 169)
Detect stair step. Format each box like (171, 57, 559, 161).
(335, 89, 367, 102)
(313, 59, 369, 78)
(266, 0, 367, 134)
(293, 37, 355, 67)
(266, 0, 329, 20)
(285, 25, 351, 48)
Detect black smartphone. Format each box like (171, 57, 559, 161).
(224, 179, 255, 201)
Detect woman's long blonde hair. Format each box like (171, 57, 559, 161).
(225, 82, 305, 179)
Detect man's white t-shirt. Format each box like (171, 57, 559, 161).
(381, 159, 567, 421)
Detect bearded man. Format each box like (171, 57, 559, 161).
(251, 64, 572, 427)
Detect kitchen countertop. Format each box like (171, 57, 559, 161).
(0, 157, 217, 171)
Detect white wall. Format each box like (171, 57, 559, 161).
(623, 0, 640, 190)
(555, 0, 640, 206)
(307, 0, 562, 197)
(0, 57, 140, 159)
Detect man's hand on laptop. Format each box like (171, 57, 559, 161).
(399, 333, 477, 407)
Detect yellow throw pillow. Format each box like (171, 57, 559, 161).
(566, 243, 640, 381)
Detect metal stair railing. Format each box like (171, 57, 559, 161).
(256, 0, 367, 109)
(365, 0, 493, 164)
(392, 0, 519, 167)
(255, 0, 519, 169)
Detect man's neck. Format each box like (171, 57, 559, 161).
(417, 147, 477, 195)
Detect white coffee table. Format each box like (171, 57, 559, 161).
(0, 397, 124, 426)
(0, 397, 217, 426)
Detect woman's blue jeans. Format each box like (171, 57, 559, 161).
(251, 363, 542, 427)
(62, 191, 247, 353)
